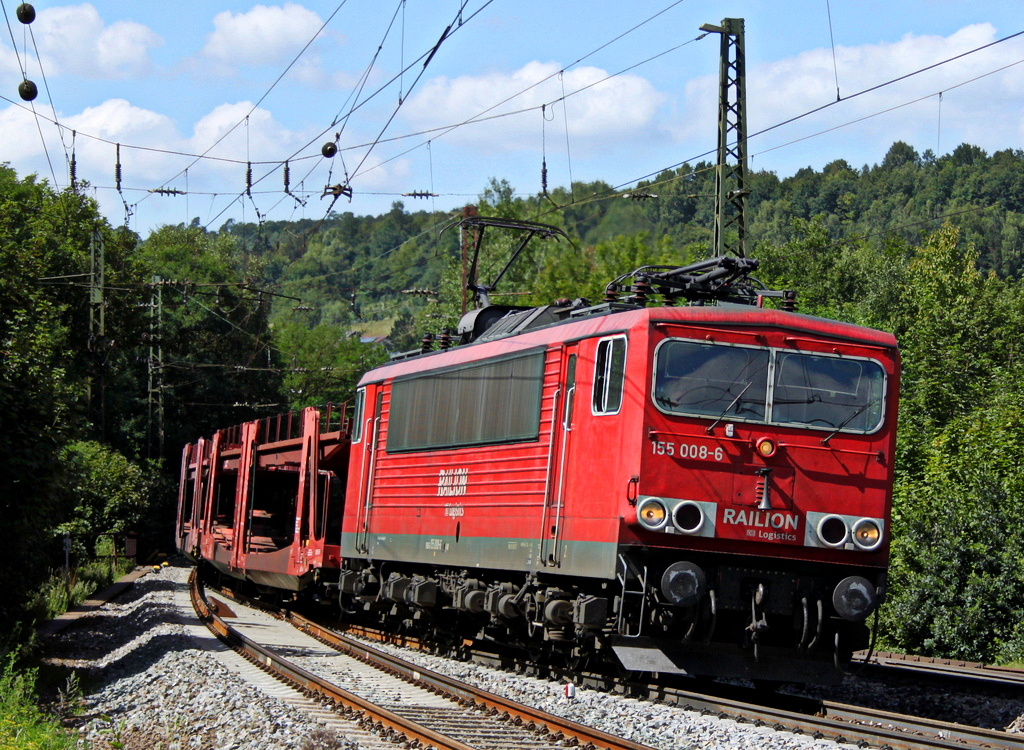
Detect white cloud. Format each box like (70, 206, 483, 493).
(402, 61, 667, 154)
(64, 100, 183, 185)
(0, 98, 179, 196)
(200, 3, 325, 70)
(1, 42, 22, 79)
(0, 96, 319, 229)
(674, 23, 1024, 167)
(33, 4, 162, 79)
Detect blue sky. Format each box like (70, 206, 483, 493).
(2, 1, 1023, 235)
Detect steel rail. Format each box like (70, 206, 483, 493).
(196, 575, 1024, 750)
(291, 613, 1024, 750)
(289, 610, 657, 750)
(860, 650, 1024, 688)
(639, 680, 1024, 750)
(189, 571, 478, 750)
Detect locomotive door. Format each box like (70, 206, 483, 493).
(541, 345, 578, 567)
(355, 390, 384, 554)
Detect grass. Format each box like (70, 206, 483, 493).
(27, 558, 135, 624)
(4, 552, 136, 749)
(0, 653, 78, 750)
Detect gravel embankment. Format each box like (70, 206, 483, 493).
(42, 561, 1024, 750)
(42, 563, 352, 750)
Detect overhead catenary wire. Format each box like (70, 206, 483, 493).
(2, 0, 61, 186)
(201, 0, 495, 232)
(0, 1, 742, 228)
(245, 0, 482, 218)
(25, 20, 62, 185)
(1, 0, 29, 79)
(825, 0, 841, 101)
(339, 33, 708, 184)
(140, 0, 352, 209)
(190, 20, 1024, 225)
(3, 0, 689, 226)
(559, 72, 575, 202)
(522, 40, 1024, 226)
(155, 39, 1024, 314)
(4, 4, 1022, 241)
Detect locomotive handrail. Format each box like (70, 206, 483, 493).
(647, 429, 886, 458)
(368, 500, 547, 509)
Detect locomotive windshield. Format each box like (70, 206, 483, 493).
(654, 340, 885, 433)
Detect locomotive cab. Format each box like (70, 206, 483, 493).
(609, 305, 899, 682)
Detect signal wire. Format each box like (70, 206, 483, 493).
(522, 33, 1024, 224)
(141, 1, 351, 208)
(201, 1, 495, 232)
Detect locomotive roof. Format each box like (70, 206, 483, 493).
(358, 303, 898, 387)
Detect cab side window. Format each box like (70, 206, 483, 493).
(593, 336, 626, 415)
(351, 388, 366, 443)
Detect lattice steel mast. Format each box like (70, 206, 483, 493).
(700, 18, 748, 258)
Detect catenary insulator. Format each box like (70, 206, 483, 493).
(16, 4, 36, 24)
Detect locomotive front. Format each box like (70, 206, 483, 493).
(612, 306, 899, 683)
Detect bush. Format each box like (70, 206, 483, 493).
(26, 557, 136, 624)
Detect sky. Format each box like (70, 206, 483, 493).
(2, 1, 1023, 236)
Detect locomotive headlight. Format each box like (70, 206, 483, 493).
(637, 498, 668, 530)
(852, 518, 883, 551)
(672, 501, 705, 534)
(816, 514, 849, 548)
(755, 437, 777, 458)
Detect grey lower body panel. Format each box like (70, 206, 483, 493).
(341, 531, 619, 580)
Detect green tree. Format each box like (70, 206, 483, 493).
(137, 224, 284, 450)
(59, 441, 152, 558)
(0, 167, 110, 625)
(275, 322, 387, 409)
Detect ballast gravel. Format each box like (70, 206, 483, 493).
(41, 560, 1024, 750)
(42, 564, 352, 750)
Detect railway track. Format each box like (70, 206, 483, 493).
(192, 573, 1024, 750)
(191, 571, 654, 750)
(860, 649, 1024, 689)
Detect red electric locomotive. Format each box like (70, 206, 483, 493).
(177, 235, 899, 684)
